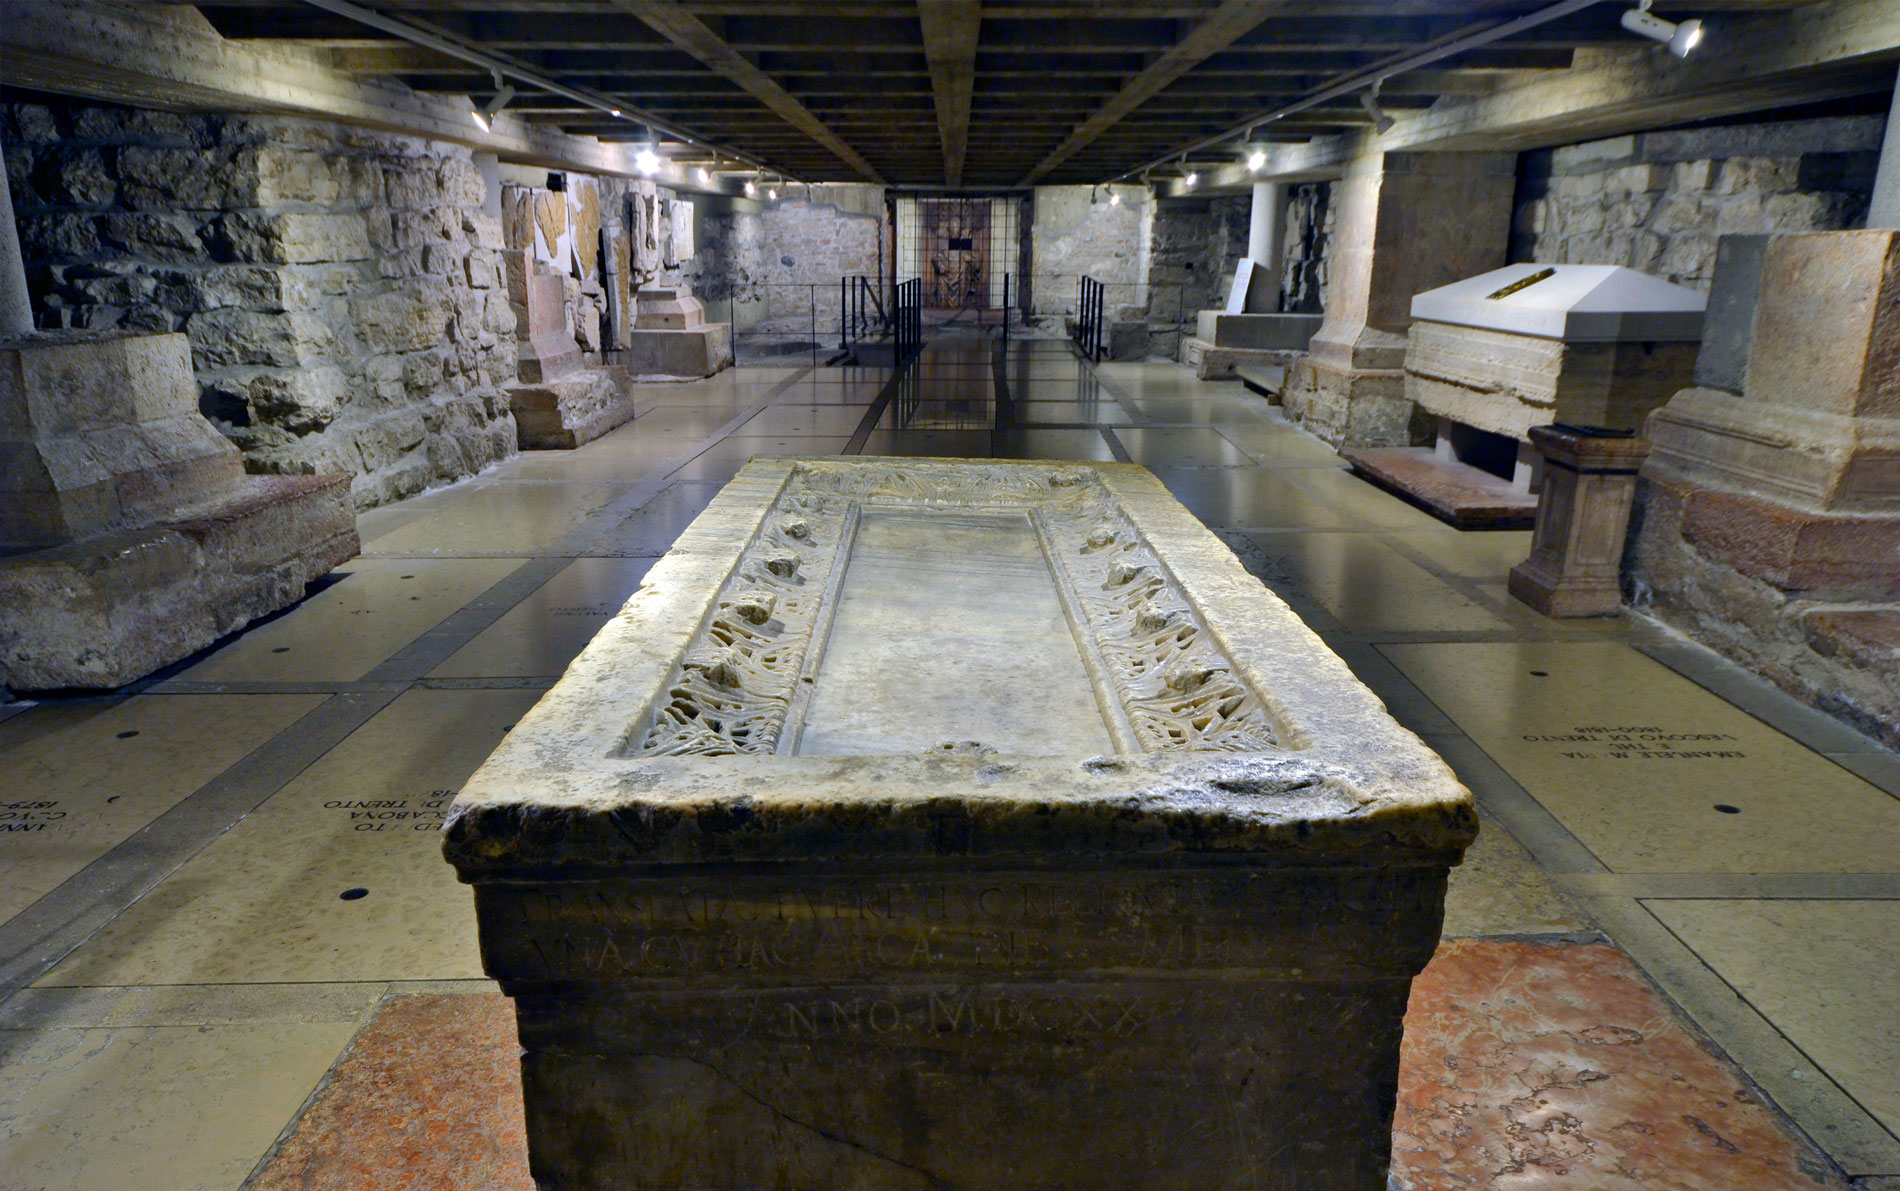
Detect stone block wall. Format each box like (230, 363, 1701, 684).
(1512, 116, 1884, 290)
(687, 200, 766, 328)
(1147, 195, 1249, 351)
(756, 197, 883, 324)
(1280, 182, 1333, 313)
(1030, 185, 1151, 315)
(3, 101, 517, 509)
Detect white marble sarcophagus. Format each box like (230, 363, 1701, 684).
(445, 456, 1475, 1191)
(1348, 265, 1705, 527)
(1406, 262, 1705, 444)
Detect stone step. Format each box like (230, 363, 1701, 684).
(1234, 362, 1285, 398)
(1342, 446, 1538, 530)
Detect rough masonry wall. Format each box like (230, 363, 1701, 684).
(3, 102, 518, 509)
(686, 199, 766, 329)
(756, 197, 883, 325)
(1512, 115, 1884, 290)
(1280, 182, 1333, 314)
(1030, 186, 1151, 315)
(1147, 195, 1249, 343)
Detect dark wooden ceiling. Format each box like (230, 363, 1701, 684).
(190, 1, 1814, 188)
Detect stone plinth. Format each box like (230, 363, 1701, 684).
(2, 329, 243, 551)
(1630, 230, 1900, 745)
(502, 250, 634, 448)
(1509, 426, 1650, 616)
(1283, 152, 1516, 448)
(445, 457, 1476, 1191)
(623, 287, 733, 378)
(502, 250, 581, 384)
(0, 330, 357, 690)
(1183, 312, 1325, 380)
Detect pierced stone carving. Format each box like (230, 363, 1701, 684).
(633, 461, 1279, 756)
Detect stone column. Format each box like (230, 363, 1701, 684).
(1247, 181, 1284, 313)
(1869, 67, 1900, 230)
(1282, 149, 1516, 447)
(0, 130, 33, 337)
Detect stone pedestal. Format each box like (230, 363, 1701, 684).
(1282, 152, 1516, 447)
(1181, 311, 1323, 380)
(0, 330, 357, 690)
(502, 249, 635, 449)
(445, 457, 1476, 1191)
(1630, 230, 1900, 744)
(1510, 426, 1650, 616)
(623, 287, 733, 378)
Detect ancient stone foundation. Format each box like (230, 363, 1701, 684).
(0, 329, 357, 690)
(446, 457, 1475, 1191)
(1630, 230, 1900, 745)
(3, 103, 521, 508)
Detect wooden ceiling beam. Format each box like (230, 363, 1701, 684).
(918, 0, 982, 185)
(604, 0, 886, 181)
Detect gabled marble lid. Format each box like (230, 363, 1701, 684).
(1410, 263, 1706, 342)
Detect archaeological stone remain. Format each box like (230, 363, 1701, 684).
(446, 456, 1477, 1191)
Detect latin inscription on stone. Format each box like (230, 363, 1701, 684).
(480, 871, 1444, 985)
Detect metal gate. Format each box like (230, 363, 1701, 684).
(894, 195, 1024, 313)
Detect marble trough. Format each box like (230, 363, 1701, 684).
(445, 456, 1476, 1191)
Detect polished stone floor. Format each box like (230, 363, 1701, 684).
(1, 334, 1895, 1189)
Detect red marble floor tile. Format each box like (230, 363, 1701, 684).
(248, 993, 532, 1191)
(1392, 939, 1844, 1190)
(255, 942, 1844, 1189)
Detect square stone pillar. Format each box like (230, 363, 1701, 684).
(1283, 150, 1516, 447)
(1629, 229, 1900, 743)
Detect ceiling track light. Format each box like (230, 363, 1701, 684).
(634, 145, 662, 175)
(469, 70, 514, 133)
(1247, 148, 1266, 172)
(1620, 0, 1703, 57)
(1359, 78, 1395, 136)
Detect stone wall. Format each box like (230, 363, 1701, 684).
(1029, 185, 1151, 315)
(1280, 182, 1333, 313)
(755, 196, 883, 325)
(686, 198, 766, 329)
(3, 101, 517, 509)
(1147, 195, 1249, 345)
(1512, 116, 1884, 290)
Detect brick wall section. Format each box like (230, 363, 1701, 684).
(2, 102, 518, 509)
(1512, 116, 1884, 291)
(1030, 186, 1150, 315)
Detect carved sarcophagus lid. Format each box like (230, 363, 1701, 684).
(446, 456, 1474, 1191)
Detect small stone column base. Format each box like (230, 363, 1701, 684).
(1510, 426, 1649, 617)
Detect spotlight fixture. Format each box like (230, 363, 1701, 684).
(610, 108, 622, 117)
(1620, 0, 1703, 57)
(634, 146, 661, 175)
(696, 165, 711, 184)
(469, 71, 514, 133)
(744, 179, 756, 196)
(1184, 170, 1199, 189)
(1359, 79, 1395, 136)
(1110, 190, 1121, 206)
(1247, 148, 1266, 171)
(767, 181, 779, 200)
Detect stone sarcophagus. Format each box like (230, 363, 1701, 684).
(445, 457, 1475, 1191)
